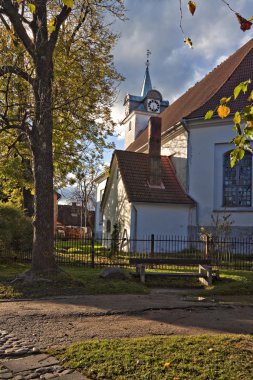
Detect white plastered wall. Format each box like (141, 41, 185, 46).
(130, 203, 194, 252)
(133, 203, 194, 236)
(124, 112, 151, 149)
(188, 118, 253, 230)
(103, 160, 132, 240)
(161, 127, 188, 189)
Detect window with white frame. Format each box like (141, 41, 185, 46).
(223, 151, 252, 207)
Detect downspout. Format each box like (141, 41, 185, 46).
(181, 119, 190, 193)
(181, 119, 199, 230)
(132, 204, 138, 252)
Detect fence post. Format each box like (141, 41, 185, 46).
(151, 234, 154, 257)
(91, 235, 95, 268)
(204, 235, 211, 259)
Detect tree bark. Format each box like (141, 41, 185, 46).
(22, 158, 34, 217)
(30, 54, 57, 273)
(22, 188, 34, 217)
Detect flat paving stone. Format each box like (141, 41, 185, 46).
(3, 354, 58, 373)
(0, 373, 12, 379)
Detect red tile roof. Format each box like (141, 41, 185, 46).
(127, 38, 253, 152)
(114, 150, 194, 205)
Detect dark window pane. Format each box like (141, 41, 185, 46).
(223, 151, 252, 207)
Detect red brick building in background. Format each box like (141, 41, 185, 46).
(56, 202, 95, 238)
(53, 192, 61, 234)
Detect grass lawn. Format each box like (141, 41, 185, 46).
(0, 262, 148, 299)
(0, 262, 253, 299)
(198, 269, 253, 297)
(140, 268, 253, 296)
(50, 335, 253, 379)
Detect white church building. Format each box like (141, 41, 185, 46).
(94, 38, 253, 241)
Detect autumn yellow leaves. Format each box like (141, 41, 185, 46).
(188, 1, 196, 16)
(205, 80, 252, 120)
(205, 80, 253, 167)
(16, 1, 75, 35)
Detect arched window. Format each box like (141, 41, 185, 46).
(223, 151, 252, 207)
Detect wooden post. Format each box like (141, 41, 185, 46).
(205, 235, 211, 259)
(198, 264, 212, 286)
(206, 266, 212, 286)
(91, 235, 95, 268)
(140, 264, 146, 283)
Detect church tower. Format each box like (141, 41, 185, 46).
(123, 50, 169, 150)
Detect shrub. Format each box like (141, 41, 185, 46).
(0, 203, 33, 253)
(110, 223, 121, 256)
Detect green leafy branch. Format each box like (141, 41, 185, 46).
(205, 80, 253, 167)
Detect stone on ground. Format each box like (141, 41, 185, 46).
(99, 267, 129, 280)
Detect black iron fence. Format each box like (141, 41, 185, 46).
(1, 235, 253, 270)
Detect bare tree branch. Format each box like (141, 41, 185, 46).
(0, 110, 29, 133)
(48, 5, 71, 53)
(178, 0, 185, 36)
(0, 65, 34, 85)
(0, 12, 10, 30)
(220, 0, 236, 13)
(0, 124, 25, 132)
(67, 5, 90, 55)
(0, 0, 34, 58)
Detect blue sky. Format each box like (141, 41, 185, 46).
(104, 0, 253, 161)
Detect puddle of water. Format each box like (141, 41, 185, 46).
(182, 295, 253, 305)
(182, 296, 216, 303)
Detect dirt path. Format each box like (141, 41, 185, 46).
(1, 289, 252, 348)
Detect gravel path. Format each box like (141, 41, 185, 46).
(1, 290, 253, 349)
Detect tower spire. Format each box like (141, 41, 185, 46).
(146, 49, 151, 67)
(141, 49, 152, 97)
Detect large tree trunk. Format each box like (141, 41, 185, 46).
(22, 187, 34, 217)
(22, 158, 34, 217)
(30, 55, 57, 273)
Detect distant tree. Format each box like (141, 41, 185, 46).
(70, 155, 103, 232)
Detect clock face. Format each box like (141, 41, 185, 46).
(147, 99, 160, 113)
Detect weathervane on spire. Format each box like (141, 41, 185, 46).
(140, 49, 152, 97)
(146, 49, 151, 67)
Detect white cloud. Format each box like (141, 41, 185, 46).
(107, 0, 253, 151)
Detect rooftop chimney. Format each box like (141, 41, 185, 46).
(148, 116, 162, 187)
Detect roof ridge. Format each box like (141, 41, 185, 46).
(116, 149, 148, 156)
(116, 149, 173, 159)
(186, 38, 253, 117)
